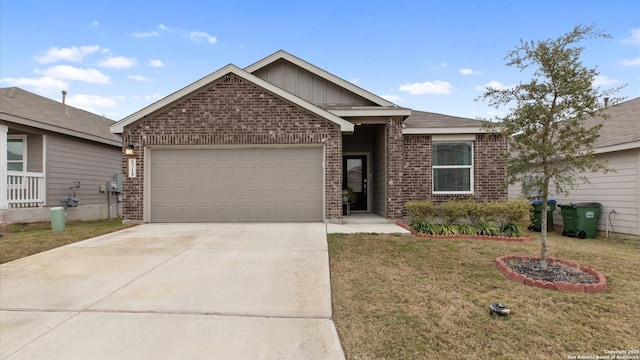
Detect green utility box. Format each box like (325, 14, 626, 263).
(50, 207, 66, 232)
(559, 202, 601, 239)
(530, 200, 556, 232)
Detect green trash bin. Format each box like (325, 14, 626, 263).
(559, 202, 601, 239)
(50, 207, 66, 232)
(529, 200, 556, 232)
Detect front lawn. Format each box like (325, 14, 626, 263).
(0, 218, 135, 264)
(328, 231, 640, 359)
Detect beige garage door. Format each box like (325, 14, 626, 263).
(149, 147, 323, 222)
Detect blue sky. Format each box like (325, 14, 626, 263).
(1, 0, 639, 121)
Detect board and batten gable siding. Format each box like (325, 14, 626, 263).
(45, 134, 121, 206)
(252, 59, 376, 107)
(508, 149, 640, 237)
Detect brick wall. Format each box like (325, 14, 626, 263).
(386, 117, 404, 218)
(121, 73, 342, 221)
(401, 133, 507, 212)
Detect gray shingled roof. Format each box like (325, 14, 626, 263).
(586, 97, 640, 150)
(0, 87, 121, 146)
(404, 110, 486, 128)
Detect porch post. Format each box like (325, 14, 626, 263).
(0, 124, 8, 209)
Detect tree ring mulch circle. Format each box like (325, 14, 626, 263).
(496, 255, 607, 293)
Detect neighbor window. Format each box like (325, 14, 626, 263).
(7, 136, 26, 172)
(433, 142, 473, 193)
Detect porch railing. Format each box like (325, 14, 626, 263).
(7, 171, 45, 208)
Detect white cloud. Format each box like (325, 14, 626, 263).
(0, 76, 68, 93)
(35, 45, 101, 63)
(67, 94, 117, 109)
(399, 80, 452, 95)
(158, 24, 174, 32)
(98, 56, 138, 68)
(132, 30, 158, 38)
(35, 65, 111, 84)
(620, 56, 640, 66)
(128, 75, 153, 82)
(593, 75, 620, 86)
(622, 28, 640, 46)
(351, 78, 360, 84)
(143, 93, 162, 101)
(475, 80, 513, 91)
(148, 59, 164, 67)
(90, 20, 100, 27)
(189, 31, 217, 44)
(380, 94, 404, 102)
(460, 68, 483, 75)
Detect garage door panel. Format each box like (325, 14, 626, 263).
(150, 147, 323, 222)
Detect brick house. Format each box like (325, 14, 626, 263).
(110, 51, 506, 223)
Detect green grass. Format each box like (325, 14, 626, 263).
(0, 218, 135, 264)
(328, 231, 640, 359)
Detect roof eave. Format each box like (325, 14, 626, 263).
(2, 112, 121, 146)
(328, 108, 412, 118)
(402, 127, 490, 135)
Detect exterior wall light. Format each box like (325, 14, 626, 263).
(125, 144, 135, 155)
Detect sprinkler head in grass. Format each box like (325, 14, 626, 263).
(490, 302, 510, 316)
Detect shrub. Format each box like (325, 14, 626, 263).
(411, 220, 434, 234)
(474, 220, 499, 236)
(405, 201, 436, 221)
(440, 200, 473, 224)
(455, 223, 477, 235)
(500, 197, 532, 228)
(500, 222, 526, 237)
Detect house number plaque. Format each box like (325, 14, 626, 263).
(128, 158, 137, 178)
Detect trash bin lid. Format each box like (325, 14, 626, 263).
(532, 200, 556, 205)
(558, 202, 601, 208)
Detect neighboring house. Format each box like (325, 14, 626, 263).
(509, 97, 640, 237)
(110, 50, 507, 223)
(1, 87, 122, 223)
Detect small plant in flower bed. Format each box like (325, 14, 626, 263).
(504, 259, 598, 284)
(406, 199, 530, 237)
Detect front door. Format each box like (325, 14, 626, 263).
(343, 155, 367, 211)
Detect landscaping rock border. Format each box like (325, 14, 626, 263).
(396, 220, 533, 242)
(495, 255, 607, 293)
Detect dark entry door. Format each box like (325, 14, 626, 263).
(343, 155, 367, 211)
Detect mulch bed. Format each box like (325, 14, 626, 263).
(504, 259, 598, 284)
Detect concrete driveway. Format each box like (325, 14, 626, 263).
(0, 223, 344, 359)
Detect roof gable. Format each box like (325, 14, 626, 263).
(245, 50, 397, 108)
(587, 97, 640, 152)
(0, 87, 121, 146)
(111, 64, 354, 134)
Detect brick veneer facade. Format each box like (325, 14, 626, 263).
(386, 117, 405, 219)
(120, 74, 342, 221)
(402, 133, 507, 213)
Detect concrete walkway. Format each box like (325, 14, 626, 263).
(0, 223, 344, 359)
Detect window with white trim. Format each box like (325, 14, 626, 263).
(7, 135, 27, 172)
(433, 142, 473, 193)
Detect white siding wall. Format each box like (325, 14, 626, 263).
(46, 134, 121, 206)
(509, 149, 640, 237)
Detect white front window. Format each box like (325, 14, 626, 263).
(433, 142, 473, 194)
(7, 135, 27, 172)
